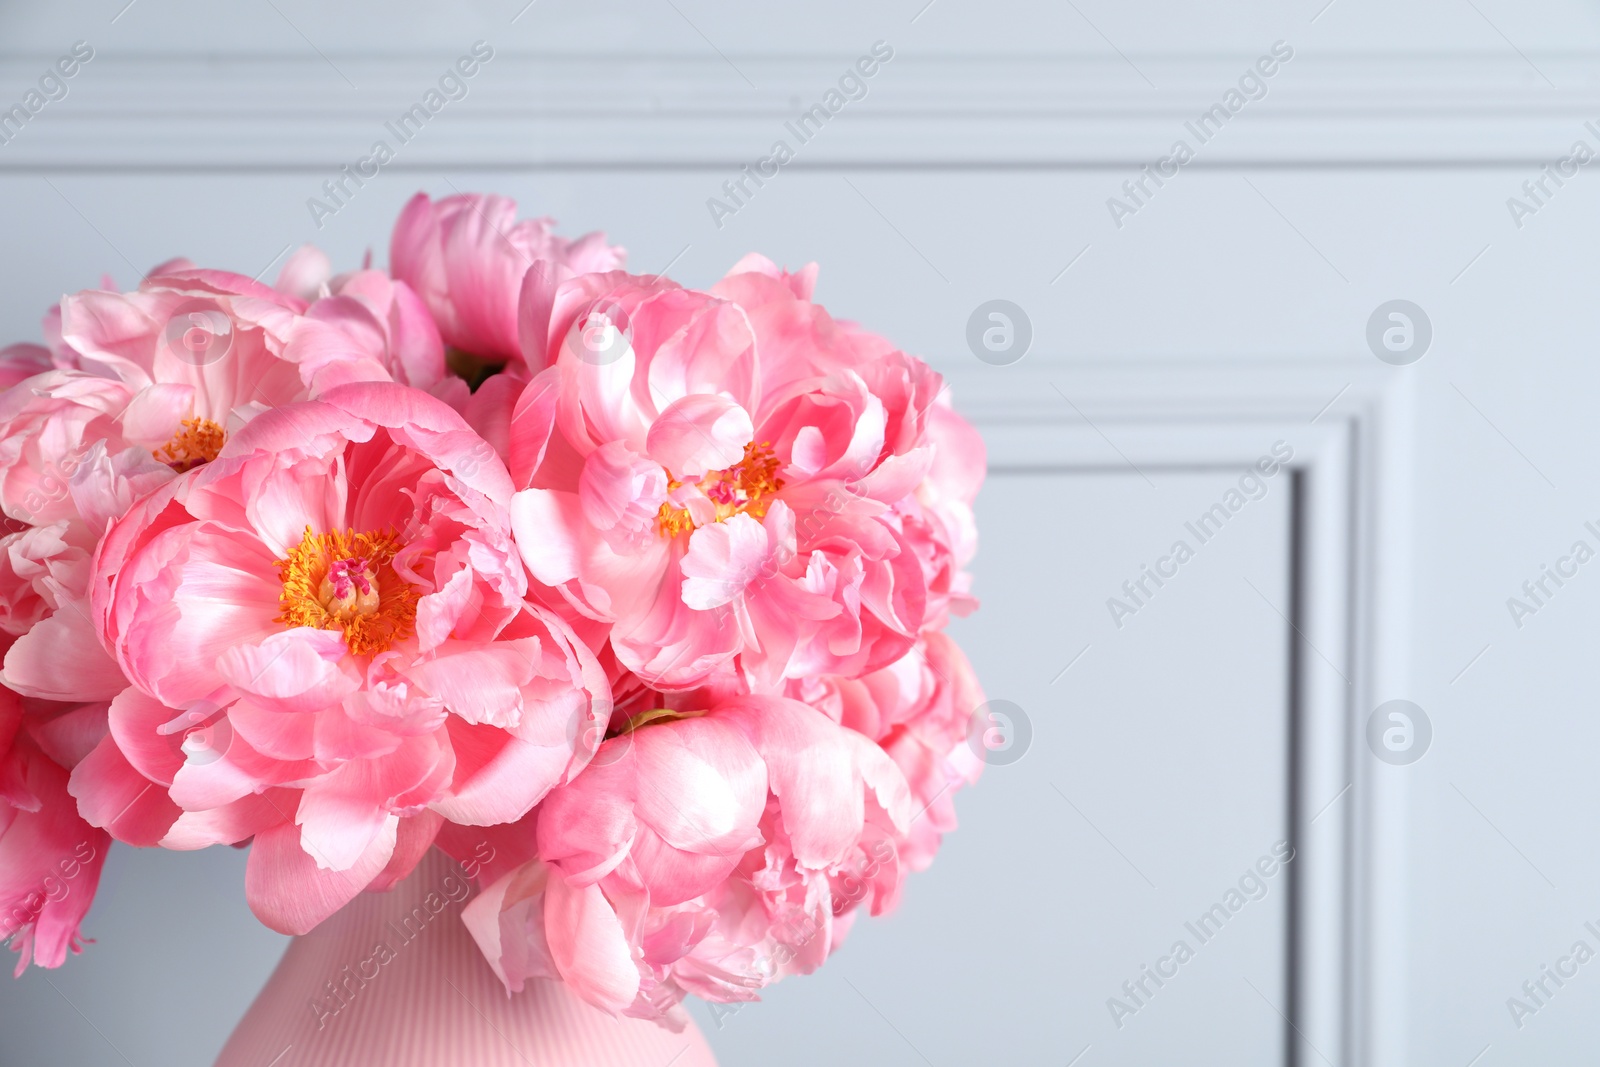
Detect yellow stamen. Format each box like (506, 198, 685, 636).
(656, 440, 785, 537)
(155, 417, 226, 472)
(275, 527, 418, 655)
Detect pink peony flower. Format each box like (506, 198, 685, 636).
(461, 692, 910, 1018)
(0, 345, 52, 392)
(0, 258, 443, 705)
(75, 382, 611, 934)
(390, 192, 626, 371)
(508, 258, 982, 692)
(791, 630, 986, 873)
(274, 244, 448, 391)
(55, 265, 310, 414)
(0, 374, 174, 702)
(0, 688, 110, 974)
(0, 269, 306, 706)
(0, 192, 988, 1024)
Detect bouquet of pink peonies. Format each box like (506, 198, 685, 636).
(0, 191, 986, 1022)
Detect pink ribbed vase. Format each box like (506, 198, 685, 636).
(214, 848, 719, 1067)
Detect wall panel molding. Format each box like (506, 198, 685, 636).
(1, 51, 1599, 169)
(954, 359, 1414, 1067)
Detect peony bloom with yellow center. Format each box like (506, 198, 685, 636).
(83, 383, 612, 937)
(275, 527, 418, 656)
(154, 417, 227, 472)
(656, 440, 784, 538)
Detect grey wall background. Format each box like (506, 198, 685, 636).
(3, 0, 1600, 1064)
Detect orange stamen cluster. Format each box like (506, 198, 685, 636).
(155, 417, 226, 472)
(656, 440, 785, 538)
(275, 527, 418, 655)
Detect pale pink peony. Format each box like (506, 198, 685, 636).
(0, 257, 447, 705)
(0, 268, 306, 706)
(390, 192, 625, 370)
(75, 382, 611, 934)
(508, 258, 981, 693)
(0, 374, 174, 702)
(0, 688, 110, 974)
(55, 265, 310, 413)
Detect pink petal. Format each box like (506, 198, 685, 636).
(67, 734, 181, 846)
(680, 513, 772, 611)
(0, 744, 110, 972)
(506, 368, 563, 490)
(536, 749, 639, 885)
(848, 728, 913, 832)
(518, 261, 560, 372)
(723, 696, 899, 869)
(119, 382, 196, 445)
(245, 814, 397, 935)
(106, 685, 185, 787)
(386, 279, 447, 388)
(578, 441, 667, 534)
(1, 603, 128, 702)
(397, 638, 541, 729)
(294, 735, 449, 871)
(366, 810, 444, 892)
(627, 826, 742, 907)
(927, 402, 987, 503)
(631, 718, 766, 856)
(544, 875, 640, 1013)
(510, 489, 586, 586)
(275, 244, 332, 301)
(167, 726, 301, 811)
(224, 699, 316, 761)
(511, 488, 671, 623)
(215, 629, 360, 715)
(461, 860, 559, 993)
(159, 793, 284, 849)
(318, 381, 515, 507)
(432, 720, 574, 827)
(645, 394, 753, 479)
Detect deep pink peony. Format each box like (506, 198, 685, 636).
(507, 256, 981, 693)
(390, 192, 626, 370)
(0, 688, 110, 974)
(460, 691, 912, 1018)
(75, 382, 611, 933)
(790, 630, 986, 873)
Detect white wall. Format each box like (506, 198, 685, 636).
(3, 1, 1600, 1064)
